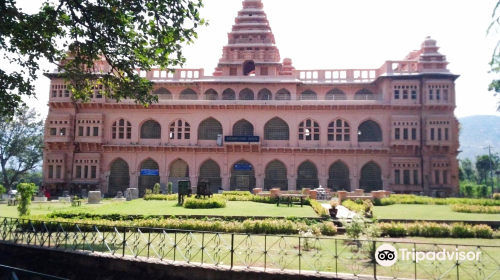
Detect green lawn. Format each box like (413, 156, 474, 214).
(0, 200, 319, 218)
(374, 204, 500, 221)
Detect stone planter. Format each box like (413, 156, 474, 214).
(329, 207, 338, 218)
(34, 197, 47, 202)
(88, 191, 102, 204)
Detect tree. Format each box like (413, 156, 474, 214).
(0, 108, 44, 189)
(0, 0, 206, 118)
(475, 154, 499, 184)
(488, 1, 500, 111)
(460, 158, 476, 181)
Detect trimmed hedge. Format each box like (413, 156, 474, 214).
(29, 215, 337, 236)
(143, 194, 177, 201)
(309, 199, 330, 218)
(451, 204, 500, 214)
(183, 196, 226, 209)
(378, 221, 495, 239)
(379, 195, 500, 206)
(222, 191, 252, 197)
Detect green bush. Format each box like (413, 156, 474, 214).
(308, 199, 330, 217)
(145, 189, 152, 195)
(376, 194, 500, 206)
(373, 198, 382, 206)
(223, 191, 252, 196)
(473, 224, 494, 239)
(451, 204, 500, 214)
(183, 196, 227, 209)
(167, 182, 173, 195)
(493, 230, 500, 239)
(378, 222, 406, 237)
(143, 194, 177, 201)
(0, 184, 6, 195)
(451, 223, 475, 238)
(493, 193, 500, 200)
(153, 183, 160, 195)
(464, 185, 474, 198)
(479, 185, 489, 198)
(342, 199, 366, 213)
(16, 183, 37, 216)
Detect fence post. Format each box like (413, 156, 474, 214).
(373, 240, 376, 279)
(414, 243, 417, 280)
(298, 236, 301, 274)
(231, 234, 234, 269)
(201, 232, 204, 265)
(264, 235, 267, 271)
(122, 228, 126, 257)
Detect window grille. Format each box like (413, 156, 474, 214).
(84, 166, 88, 178)
(230, 160, 256, 191)
(411, 90, 417, 100)
(78, 127, 84, 136)
(299, 90, 317, 100)
(264, 117, 289, 140)
(354, 89, 375, 100)
(297, 161, 318, 190)
(299, 119, 319, 141)
(86, 127, 90, 136)
(239, 88, 254, 100)
(170, 159, 189, 177)
(48, 165, 54, 178)
(359, 162, 382, 191)
(412, 128, 417, 140)
(445, 128, 449, 141)
(91, 166, 97, 179)
(222, 89, 236, 100)
(50, 128, 57, 136)
(435, 170, 440, 184)
(443, 170, 448, 184)
(179, 88, 198, 100)
(204, 89, 219, 100)
(169, 120, 190, 140)
(140, 120, 161, 139)
(198, 118, 222, 140)
(60, 128, 66, 136)
(264, 160, 288, 190)
(93, 127, 99, 136)
(403, 170, 410, 185)
(395, 128, 400, 140)
(328, 119, 350, 141)
(328, 161, 350, 190)
(430, 128, 435, 141)
(358, 120, 382, 142)
(76, 166, 82, 179)
(275, 89, 291, 100)
(413, 170, 419, 185)
(325, 88, 347, 100)
(56, 165, 62, 179)
(199, 160, 222, 191)
(138, 159, 160, 196)
(403, 128, 408, 140)
(257, 89, 272, 100)
(233, 120, 254, 136)
(112, 119, 132, 139)
(153, 87, 173, 100)
(395, 170, 401, 184)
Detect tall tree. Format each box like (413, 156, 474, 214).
(0, 0, 206, 118)
(475, 154, 499, 184)
(460, 158, 476, 181)
(489, 1, 500, 110)
(0, 108, 44, 189)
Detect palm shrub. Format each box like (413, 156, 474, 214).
(153, 183, 160, 194)
(167, 182, 173, 195)
(16, 183, 37, 216)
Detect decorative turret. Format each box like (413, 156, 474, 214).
(399, 36, 449, 73)
(213, 0, 293, 77)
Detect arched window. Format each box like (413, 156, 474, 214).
(180, 88, 198, 100)
(258, 88, 272, 100)
(140, 120, 161, 139)
(169, 119, 190, 140)
(328, 119, 350, 141)
(243, 61, 255, 76)
(299, 119, 320, 141)
(169, 159, 189, 193)
(275, 89, 291, 100)
(239, 88, 254, 100)
(230, 160, 256, 191)
(233, 119, 254, 136)
(358, 120, 382, 142)
(329, 161, 350, 190)
(199, 159, 221, 192)
(108, 159, 130, 195)
(204, 89, 218, 100)
(138, 159, 160, 197)
(360, 162, 383, 191)
(297, 161, 318, 190)
(198, 118, 223, 140)
(300, 90, 317, 100)
(112, 119, 131, 139)
(354, 89, 375, 100)
(153, 87, 173, 100)
(264, 117, 289, 140)
(222, 88, 236, 100)
(264, 160, 288, 190)
(326, 88, 347, 100)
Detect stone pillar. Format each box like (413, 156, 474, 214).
(319, 176, 328, 189)
(256, 176, 264, 190)
(337, 191, 347, 205)
(310, 190, 317, 200)
(350, 176, 359, 191)
(222, 176, 230, 191)
(288, 176, 297, 191)
(190, 175, 198, 189)
(130, 174, 138, 188)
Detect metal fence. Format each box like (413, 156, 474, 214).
(1, 217, 499, 280)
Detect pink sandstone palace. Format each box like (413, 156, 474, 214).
(42, 0, 460, 197)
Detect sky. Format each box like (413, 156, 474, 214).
(14, 0, 500, 119)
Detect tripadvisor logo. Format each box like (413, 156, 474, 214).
(375, 244, 482, 267)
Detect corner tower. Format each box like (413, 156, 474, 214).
(213, 0, 294, 77)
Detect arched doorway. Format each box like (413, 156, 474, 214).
(108, 159, 130, 196)
(297, 161, 319, 190)
(230, 160, 255, 191)
(138, 159, 160, 197)
(360, 162, 383, 192)
(199, 160, 222, 193)
(264, 160, 288, 190)
(169, 159, 189, 193)
(328, 161, 350, 191)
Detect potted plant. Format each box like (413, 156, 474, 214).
(329, 200, 339, 217)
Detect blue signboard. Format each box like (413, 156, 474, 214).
(141, 169, 159, 176)
(234, 164, 252, 171)
(225, 136, 260, 143)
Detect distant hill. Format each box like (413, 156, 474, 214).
(458, 115, 500, 160)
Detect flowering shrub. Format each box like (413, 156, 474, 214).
(182, 196, 227, 209)
(222, 191, 252, 197)
(143, 194, 177, 201)
(493, 193, 500, 200)
(378, 222, 495, 239)
(378, 195, 500, 206)
(309, 198, 330, 217)
(451, 204, 500, 214)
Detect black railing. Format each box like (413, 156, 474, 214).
(0, 264, 69, 280)
(1, 217, 499, 279)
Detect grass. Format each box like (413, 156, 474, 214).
(374, 204, 500, 221)
(0, 200, 319, 218)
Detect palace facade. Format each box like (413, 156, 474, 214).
(43, 0, 460, 197)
